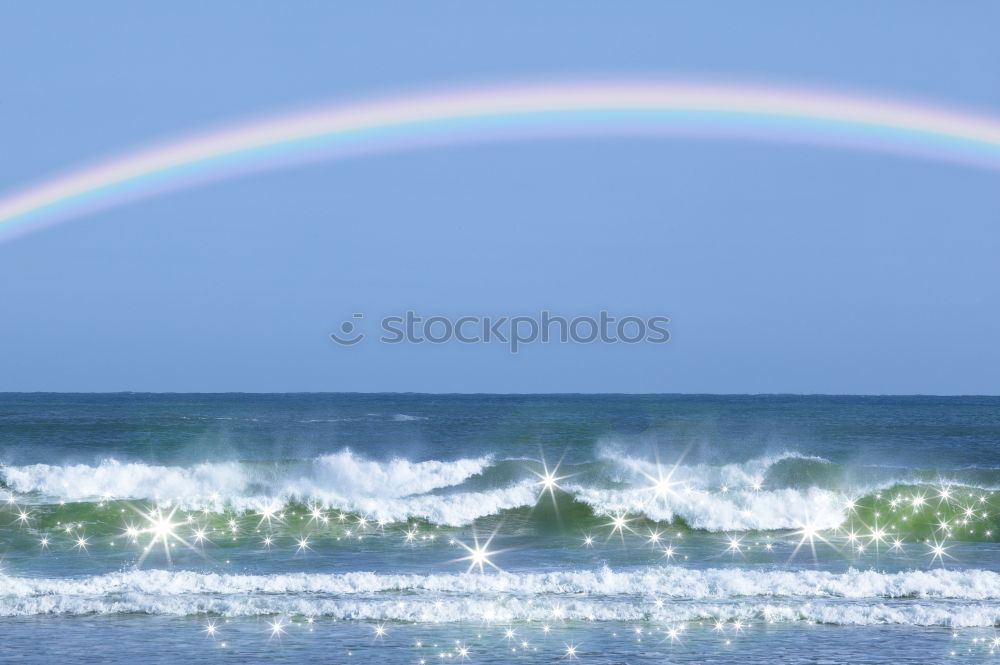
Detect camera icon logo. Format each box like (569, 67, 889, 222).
(330, 313, 366, 346)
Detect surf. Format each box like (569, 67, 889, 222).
(2, 450, 998, 538)
(3, 567, 1000, 626)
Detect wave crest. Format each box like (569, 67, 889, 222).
(3, 567, 1000, 626)
(3, 450, 996, 533)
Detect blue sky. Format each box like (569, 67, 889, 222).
(1, 2, 998, 393)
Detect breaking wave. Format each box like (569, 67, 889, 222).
(2, 450, 997, 532)
(2, 567, 1000, 626)
(1, 450, 490, 506)
(8, 566, 1000, 599)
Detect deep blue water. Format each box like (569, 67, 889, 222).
(1, 393, 999, 663)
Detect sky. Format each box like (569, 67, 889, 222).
(1, 2, 998, 394)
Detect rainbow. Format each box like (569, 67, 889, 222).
(1, 81, 999, 243)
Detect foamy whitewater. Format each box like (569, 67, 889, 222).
(0, 449, 857, 528)
(2, 394, 999, 663)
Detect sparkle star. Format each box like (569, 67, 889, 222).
(456, 531, 502, 573)
(927, 538, 952, 566)
(639, 459, 683, 500)
(268, 617, 287, 639)
(203, 621, 219, 638)
(788, 520, 833, 562)
(133, 505, 192, 565)
(867, 524, 887, 547)
(257, 500, 283, 528)
(604, 511, 634, 540)
(532, 457, 571, 510)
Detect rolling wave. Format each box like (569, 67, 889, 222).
(2, 450, 997, 533)
(7, 566, 999, 599)
(2, 567, 999, 625)
(0, 449, 492, 505)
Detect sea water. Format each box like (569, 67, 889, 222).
(1, 393, 998, 663)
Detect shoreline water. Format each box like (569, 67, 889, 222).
(2, 393, 998, 663)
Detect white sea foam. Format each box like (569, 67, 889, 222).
(306, 450, 488, 497)
(569, 484, 848, 531)
(0, 450, 508, 522)
(0, 449, 490, 501)
(602, 448, 833, 491)
(328, 483, 538, 525)
(4, 595, 999, 627)
(1, 459, 251, 503)
(564, 450, 851, 530)
(2, 567, 999, 625)
(5, 566, 1000, 600)
(0, 449, 941, 529)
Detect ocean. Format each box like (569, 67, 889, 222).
(1, 393, 999, 663)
